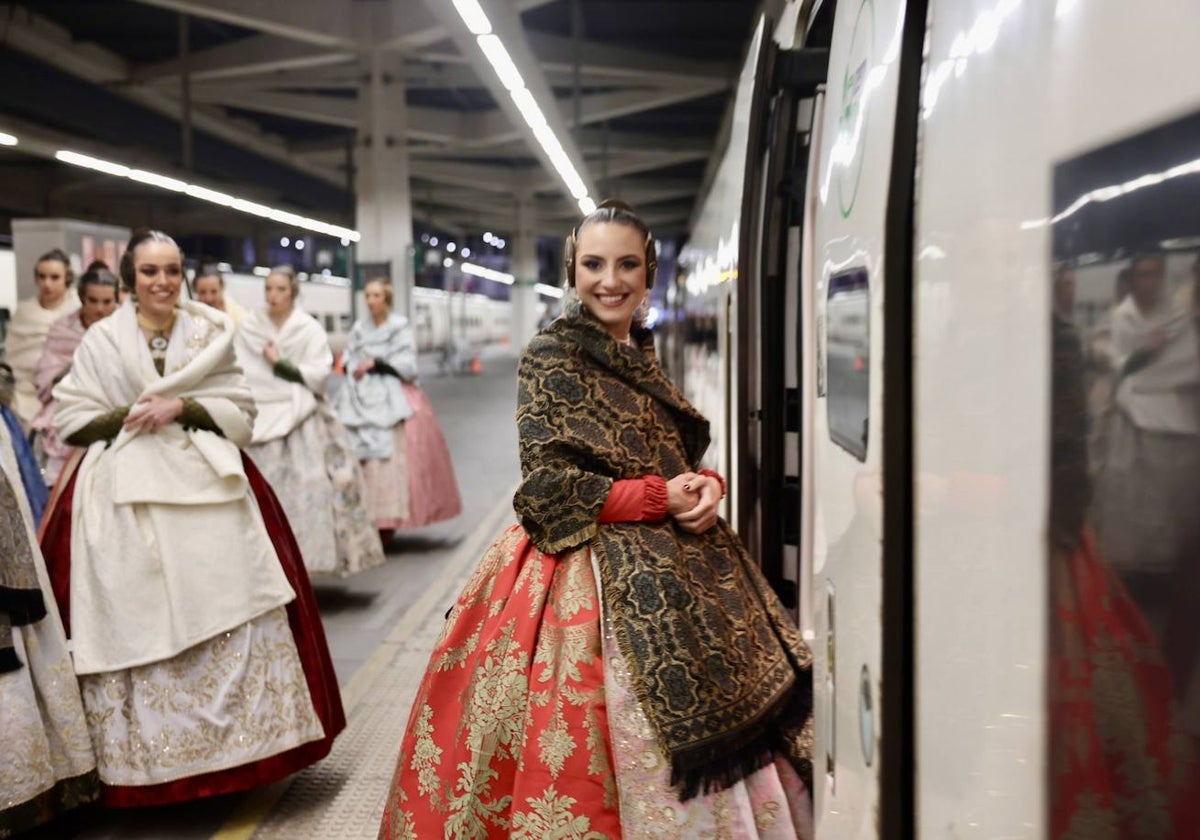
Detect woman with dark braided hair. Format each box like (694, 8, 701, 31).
(378, 201, 813, 839)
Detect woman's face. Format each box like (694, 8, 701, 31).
(194, 275, 224, 309)
(265, 273, 294, 316)
(35, 259, 70, 309)
(80, 283, 117, 328)
(133, 240, 183, 321)
(573, 221, 649, 341)
(365, 282, 389, 319)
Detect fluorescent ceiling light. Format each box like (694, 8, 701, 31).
(451, 0, 492, 35)
(477, 35, 524, 92)
(510, 88, 546, 128)
(535, 283, 564, 299)
(578, 197, 597, 215)
(0, 132, 17, 146)
(56, 148, 360, 242)
(461, 261, 514, 284)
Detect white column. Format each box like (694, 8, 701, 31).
(356, 50, 413, 320)
(509, 190, 541, 351)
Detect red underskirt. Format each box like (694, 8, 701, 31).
(39, 453, 346, 808)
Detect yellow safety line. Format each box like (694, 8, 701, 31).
(209, 485, 518, 840)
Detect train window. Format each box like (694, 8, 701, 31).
(826, 267, 870, 461)
(1049, 108, 1200, 832)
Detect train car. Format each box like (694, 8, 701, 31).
(681, 0, 1200, 837)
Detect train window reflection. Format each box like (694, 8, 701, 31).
(826, 268, 870, 461)
(1049, 108, 1200, 837)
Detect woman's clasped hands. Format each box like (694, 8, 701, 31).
(666, 471, 722, 534)
(123, 394, 184, 434)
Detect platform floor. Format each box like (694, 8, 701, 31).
(42, 348, 522, 840)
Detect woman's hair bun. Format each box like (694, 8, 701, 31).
(596, 198, 637, 215)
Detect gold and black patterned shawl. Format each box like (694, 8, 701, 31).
(513, 300, 813, 799)
(0, 466, 46, 673)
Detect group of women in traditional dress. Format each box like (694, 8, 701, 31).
(0, 229, 465, 834)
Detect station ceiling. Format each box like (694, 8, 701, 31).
(0, 1, 759, 244)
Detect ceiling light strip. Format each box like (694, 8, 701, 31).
(451, 2, 595, 217)
(55, 149, 361, 242)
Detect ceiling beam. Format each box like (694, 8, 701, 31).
(128, 0, 360, 48)
(373, 0, 560, 51)
(190, 87, 359, 128)
(0, 5, 343, 186)
(524, 31, 735, 86)
(129, 34, 351, 83)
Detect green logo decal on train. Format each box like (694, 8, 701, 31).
(837, 0, 874, 219)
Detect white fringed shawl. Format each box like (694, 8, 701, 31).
(53, 300, 296, 675)
(7, 295, 79, 425)
(235, 307, 332, 444)
(1110, 295, 1200, 435)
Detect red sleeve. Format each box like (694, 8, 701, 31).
(698, 468, 726, 497)
(598, 476, 669, 523)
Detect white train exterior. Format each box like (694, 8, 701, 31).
(680, 0, 1200, 837)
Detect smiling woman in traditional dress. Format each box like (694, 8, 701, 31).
(7, 250, 80, 428)
(30, 262, 120, 486)
(235, 265, 384, 577)
(377, 201, 813, 840)
(333, 278, 462, 540)
(38, 230, 344, 808)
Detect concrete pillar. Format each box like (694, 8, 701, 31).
(509, 190, 541, 351)
(356, 50, 413, 320)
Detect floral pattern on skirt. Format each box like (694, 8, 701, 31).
(248, 402, 384, 576)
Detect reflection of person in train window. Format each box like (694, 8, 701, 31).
(1047, 262, 1199, 839)
(1093, 252, 1200, 625)
(1085, 267, 1132, 472)
(193, 265, 246, 327)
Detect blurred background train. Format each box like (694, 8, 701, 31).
(670, 0, 1200, 838)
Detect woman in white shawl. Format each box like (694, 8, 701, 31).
(0, 414, 96, 836)
(333, 279, 462, 539)
(1092, 253, 1200, 606)
(235, 266, 383, 576)
(6, 249, 80, 427)
(38, 231, 344, 808)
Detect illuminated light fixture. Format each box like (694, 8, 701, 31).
(420, 233, 430, 243)
(443, 257, 454, 268)
(495, 238, 506, 249)
(477, 35, 524, 91)
(461, 261, 514, 285)
(129, 169, 187, 192)
(484, 231, 493, 241)
(450, 3, 595, 214)
(430, 236, 439, 247)
(451, 0, 492, 34)
(296, 240, 305, 250)
(578, 197, 597, 215)
(0, 132, 17, 146)
(55, 148, 360, 242)
(217, 262, 233, 272)
(252, 266, 271, 277)
(461, 247, 471, 258)
(446, 242, 457, 253)
(340, 237, 350, 246)
(535, 283, 564, 299)
(281, 237, 291, 247)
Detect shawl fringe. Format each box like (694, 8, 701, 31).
(0, 583, 47, 626)
(538, 522, 600, 555)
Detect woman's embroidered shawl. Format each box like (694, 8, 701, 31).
(30, 310, 86, 463)
(52, 300, 295, 675)
(333, 313, 417, 460)
(513, 299, 814, 797)
(235, 307, 331, 444)
(7, 295, 79, 425)
(0, 463, 45, 673)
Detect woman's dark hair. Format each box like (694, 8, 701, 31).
(34, 248, 74, 287)
(564, 199, 658, 288)
(119, 230, 181, 292)
(76, 263, 120, 303)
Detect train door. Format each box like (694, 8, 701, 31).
(913, 1, 1200, 836)
(806, 0, 925, 836)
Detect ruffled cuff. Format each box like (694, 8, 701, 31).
(698, 468, 726, 497)
(642, 475, 669, 521)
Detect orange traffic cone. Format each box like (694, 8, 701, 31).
(470, 354, 483, 375)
